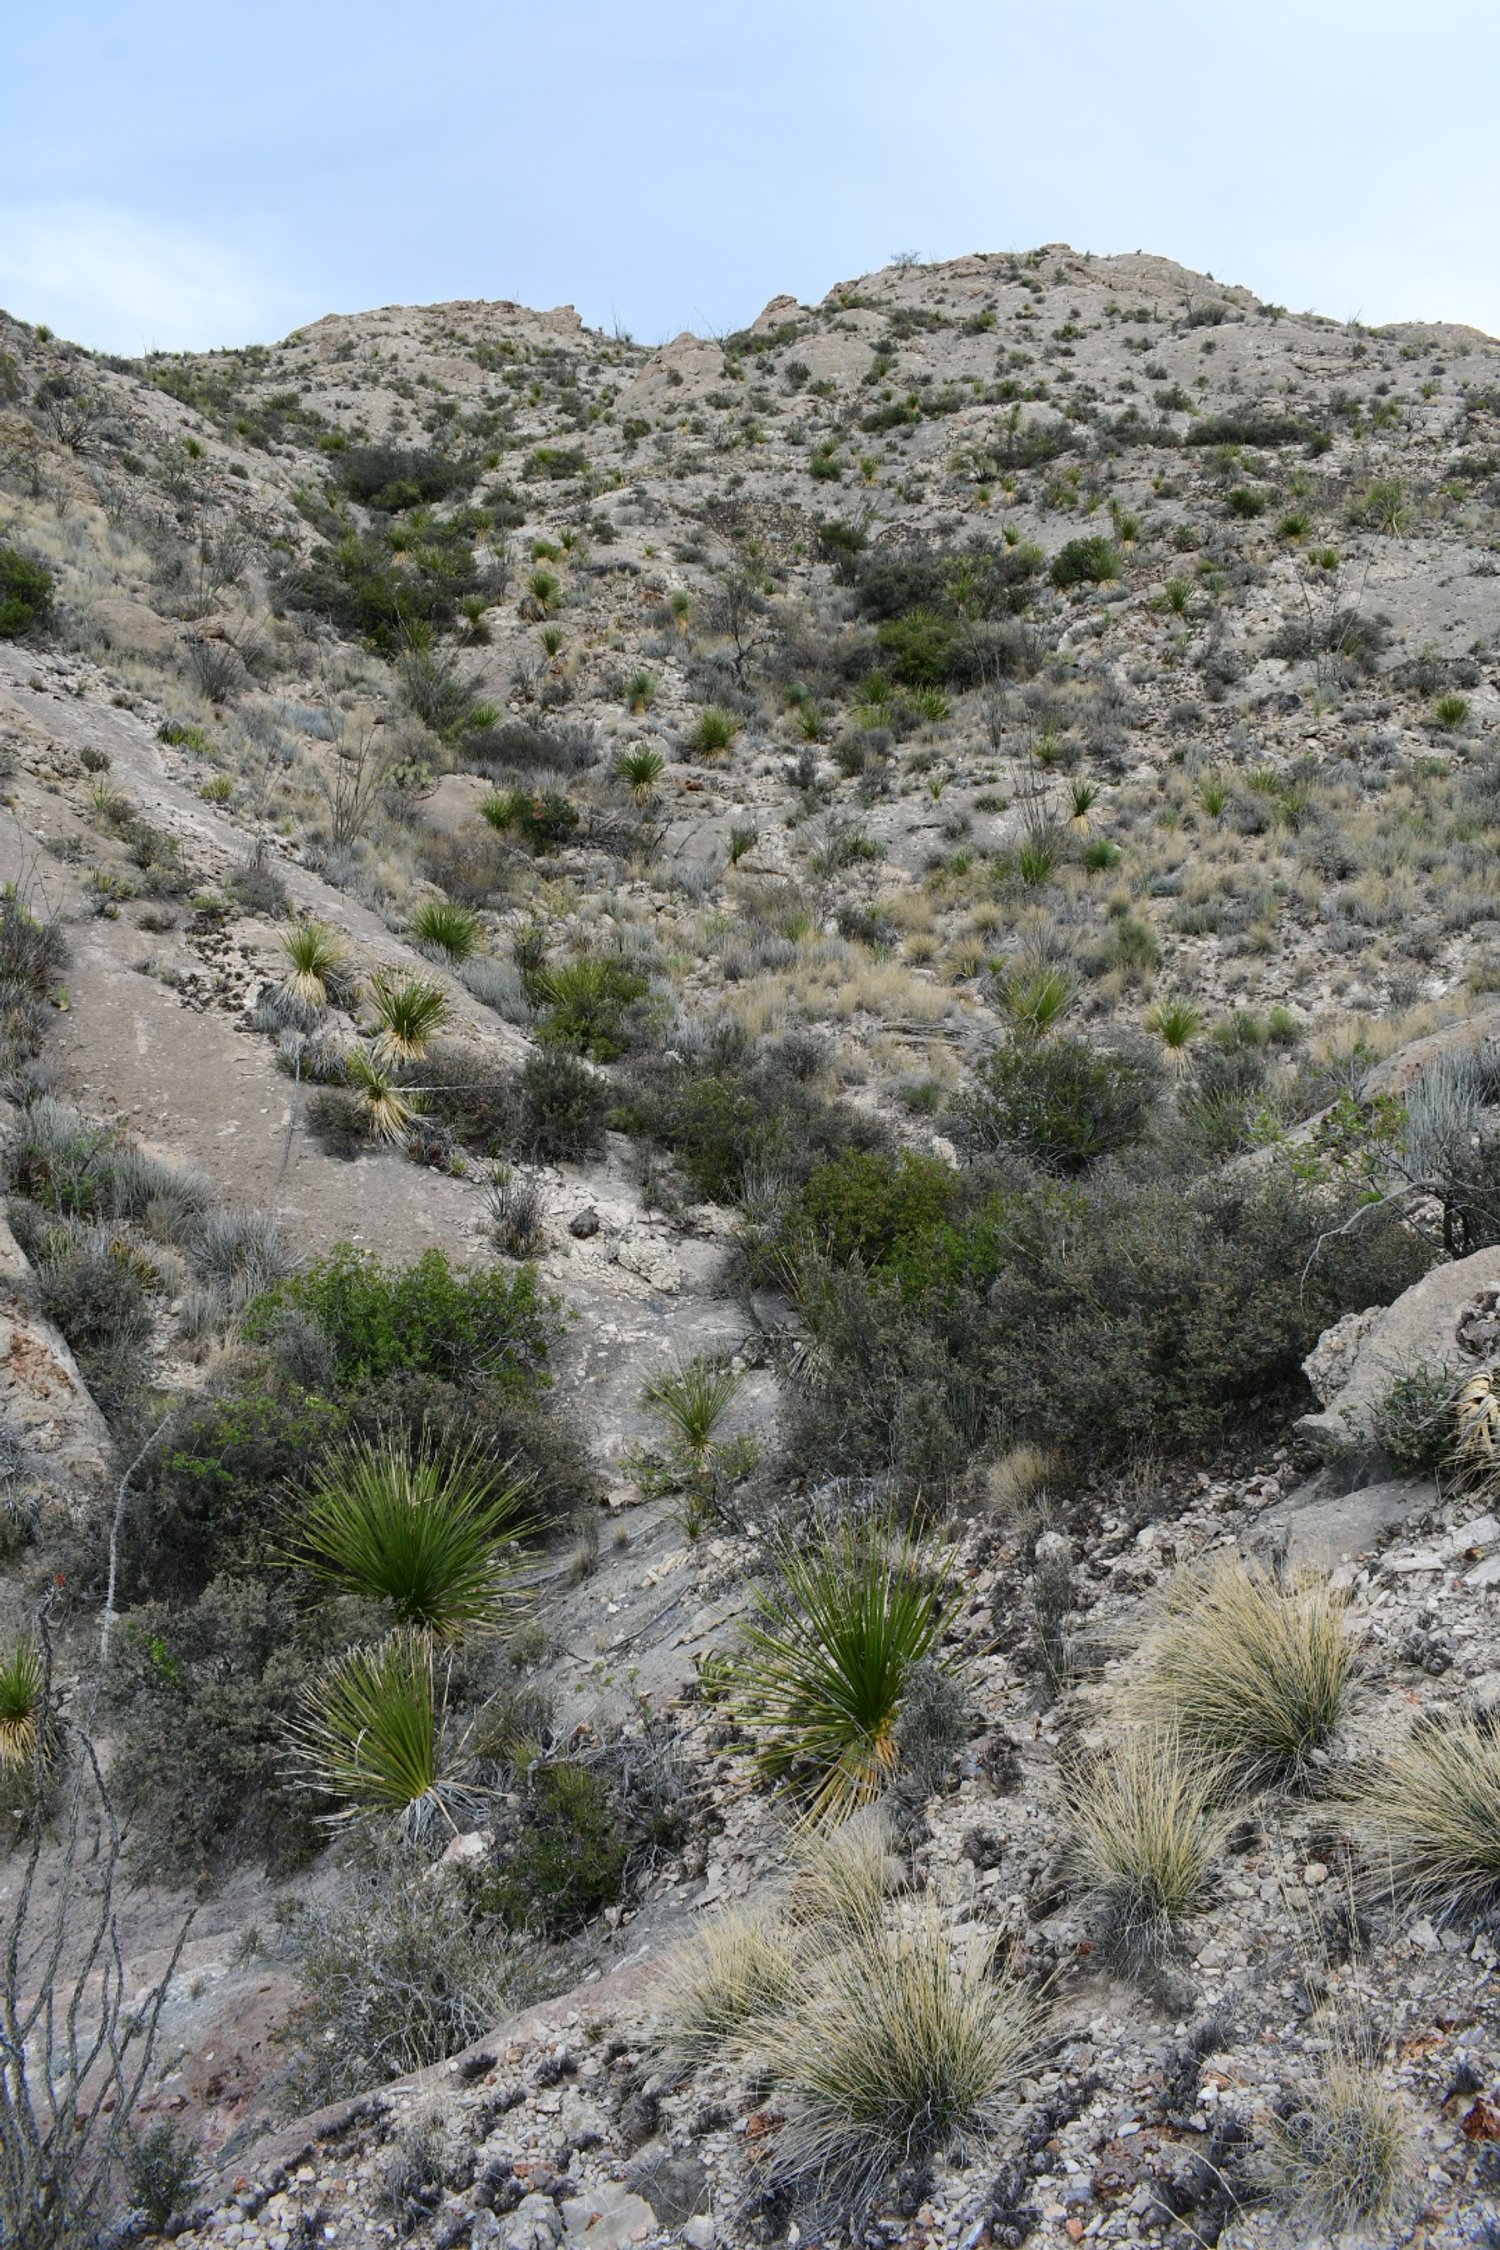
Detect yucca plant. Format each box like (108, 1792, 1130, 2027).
(1357, 1715, 1500, 1916)
(0, 1633, 44, 1770)
(1064, 1730, 1226, 1968)
(642, 1355, 744, 1467)
(366, 969, 450, 1063)
(290, 1630, 479, 1843)
(759, 1905, 1039, 2220)
(345, 1046, 416, 1144)
(409, 899, 481, 964)
(733, 1518, 955, 1824)
(625, 669, 656, 715)
(688, 705, 737, 755)
(290, 1430, 530, 1637)
(668, 589, 694, 633)
(280, 921, 348, 1009)
(612, 744, 666, 803)
(1132, 1558, 1352, 1786)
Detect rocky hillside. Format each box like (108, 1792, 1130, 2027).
(0, 246, 1499, 2250)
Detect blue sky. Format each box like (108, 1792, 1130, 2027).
(3, 0, 1497, 354)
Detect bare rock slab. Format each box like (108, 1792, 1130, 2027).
(1248, 1474, 1438, 1569)
(1297, 1246, 1500, 1460)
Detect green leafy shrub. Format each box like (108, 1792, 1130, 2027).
(246, 1245, 554, 1395)
(481, 788, 580, 853)
(336, 445, 468, 512)
(624, 1028, 887, 1202)
(949, 1037, 1157, 1174)
(535, 955, 649, 1060)
(483, 1762, 631, 1935)
(1050, 536, 1119, 587)
(0, 545, 54, 638)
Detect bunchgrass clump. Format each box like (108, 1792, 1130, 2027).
(661, 1907, 800, 2065)
(1132, 1558, 1352, 1786)
(733, 1519, 955, 1824)
(1356, 1714, 1500, 1916)
(1064, 1730, 1226, 1968)
(759, 1905, 1038, 2220)
(290, 1429, 530, 1638)
(1263, 2056, 1409, 2233)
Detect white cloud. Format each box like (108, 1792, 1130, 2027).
(0, 203, 275, 353)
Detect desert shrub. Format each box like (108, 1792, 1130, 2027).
(1132, 1559, 1351, 1785)
(784, 1157, 1427, 1488)
(110, 1576, 334, 1881)
(759, 1908, 1038, 2222)
(336, 445, 468, 512)
(624, 1030, 887, 1202)
(482, 1762, 631, 1935)
(535, 956, 649, 1061)
(123, 1387, 344, 1604)
(415, 1043, 517, 1153)
(1050, 536, 1119, 587)
(281, 1852, 531, 2108)
(792, 1147, 960, 1275)
(481, 787, 580, 853)
(126, 2121, 198, 2233)
(418, 826, 511, 906)
(0, 545, 55, 638)
(1356, 1714, 1500, 1915)
(305, 1085, 370, 1158)
(277, 525, 481, 653)
(246, 1246, 554, 1395)
(1064, 1732, 1226, 1969)
(732, 1518, 955, 1824)
(32, 1240, 151, 1407)
(948, 1037, 1158, 1174)
(512, 1047, 610, 1163)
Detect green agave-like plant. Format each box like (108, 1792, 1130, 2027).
(0, 1633, 44, 1770)
(410, 899, 481, 964)
(613, 744, 666, 804)
(289, 1629, 480, 1843)
(290, 1429, 529, 1637)
(280, 920, 348, 1008)
(345, 1045, 417, 1143)
(643, 1355, 744, 1465)
(366, 967, 450, 1063)
(733, 1518, 955, 1825)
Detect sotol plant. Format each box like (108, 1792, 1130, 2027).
(642, 1355, 745, 1468)
(280, 921, 348, 1009)
(290, 1430, 530, 1638)
(732, 1518, 955, 1824)
(290, 1630, 479, 1843)
(366, 969, 450, 1063)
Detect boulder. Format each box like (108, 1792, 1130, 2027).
(559, 2185, 657, 2249)
(1297, 1246, 1500, 1460)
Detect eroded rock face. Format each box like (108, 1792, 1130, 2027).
(1298, 1246, 1500, 1460)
